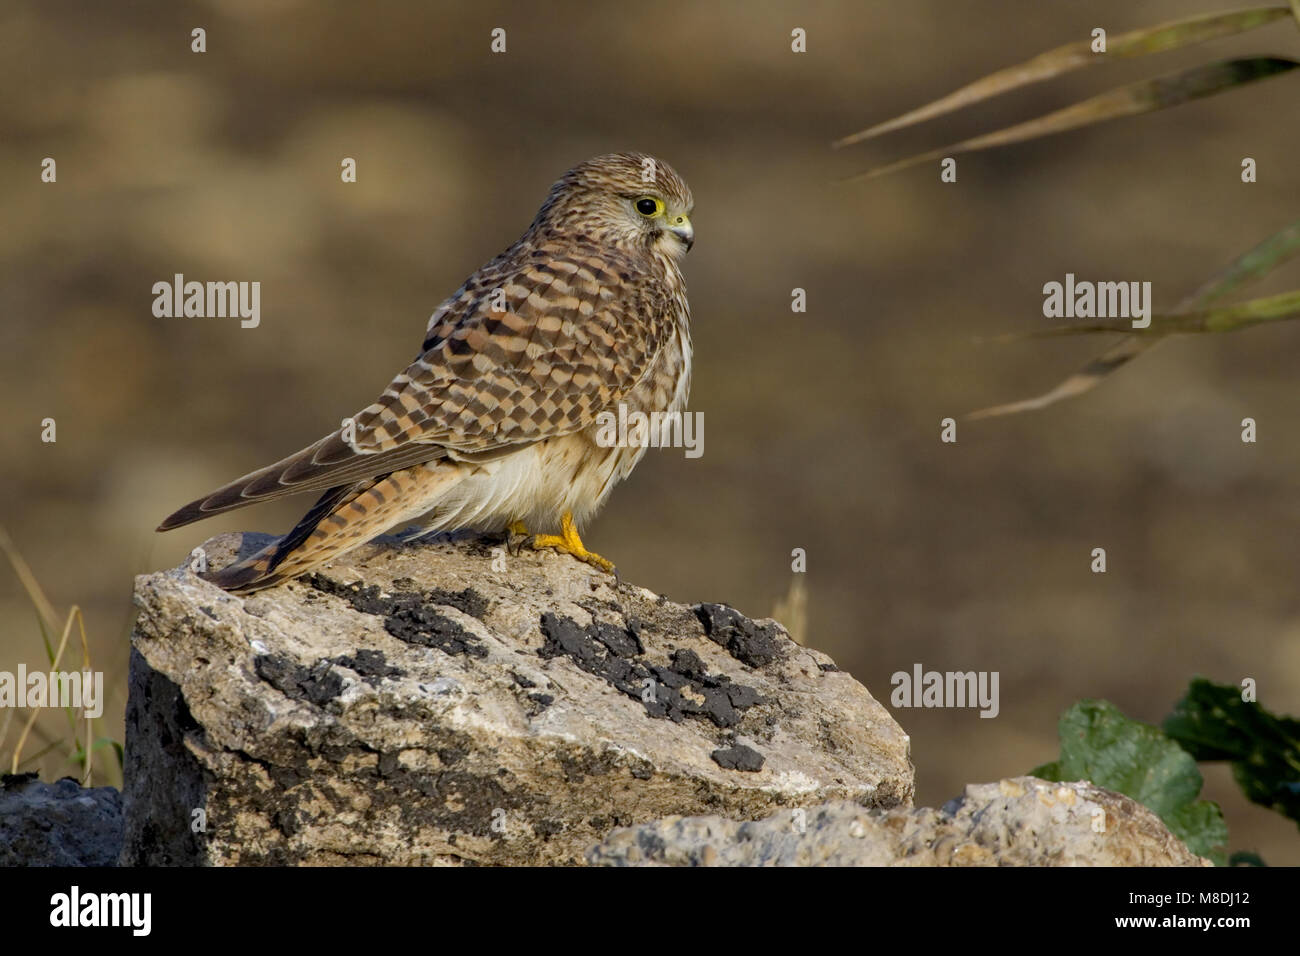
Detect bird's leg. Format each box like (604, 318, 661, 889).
(506, 520, 530, 555)
(529, 511, 616, 573)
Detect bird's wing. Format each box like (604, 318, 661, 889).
(158, 239, 678, 531)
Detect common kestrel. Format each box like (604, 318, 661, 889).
(158, 152, 694, 592)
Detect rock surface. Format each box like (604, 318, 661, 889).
(121, 532, 913, 865)
(0, 774, 124, 866)
(587, 776, 1211, 866)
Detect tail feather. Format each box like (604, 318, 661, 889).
(157, 434, 451, 532)
(201, 464, 461, 593)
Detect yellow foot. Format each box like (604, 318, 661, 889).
(529, 511, 616, 574)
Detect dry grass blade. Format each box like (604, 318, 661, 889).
(835, 6, 1291, 148)
(0, 525, 106, 784)
(1186, 218, 1300, 307)
(12, 735, 63, 770)
(968, 218, 1300, 419)
(846, 57, 1298, 182)
(967, 337, 1158, 420)
(8, 604, 86, 776)
(0, 525, 60, 634)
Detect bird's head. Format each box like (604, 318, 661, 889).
(533, 152, 694, 259)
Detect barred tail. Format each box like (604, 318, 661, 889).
(203, 465, 455, 593)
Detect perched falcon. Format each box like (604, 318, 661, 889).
(158, 152, 695, 593)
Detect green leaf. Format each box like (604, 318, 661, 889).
(1034, 699, 1228, 863)
(1165, 802, 1231, 867)
(1163, 678, 1300, 828)
(1028, 760, 1061, 779)
(834, 6, 1293, 148)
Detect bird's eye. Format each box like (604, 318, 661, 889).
(635, 197, 663, 217)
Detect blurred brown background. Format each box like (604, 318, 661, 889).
(3, 0, 1299, 863)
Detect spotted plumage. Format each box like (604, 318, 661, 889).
(158, 152, 695, 592)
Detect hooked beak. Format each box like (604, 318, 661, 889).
(669, 214, 694, 252)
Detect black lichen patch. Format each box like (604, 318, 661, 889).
(307, 574, 486, 658)
(710, 743, 765, 772)
(538, 613, 764, 729)
(379, 600, 485, 656)
(255, 655, 344, 706)
(693, 604, 785, 668)
(391, 578, 490, 619)
(595, 618, 644, 657)
(331, 649, 404, 684)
